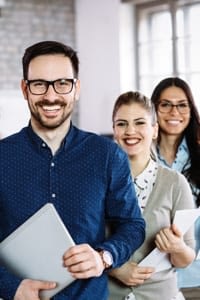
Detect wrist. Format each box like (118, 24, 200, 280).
(97, 250, 113, 270)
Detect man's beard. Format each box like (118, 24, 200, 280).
(29, 100, 72, 129)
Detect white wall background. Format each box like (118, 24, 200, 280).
(0, 90, 29, 138)
(0, 0, 136, 138)
(76, 0, 121, 134)
(76, 0, 136, 135)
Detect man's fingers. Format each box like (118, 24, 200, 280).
(35, 280, 57, 290)
(14, 279, 57, 300)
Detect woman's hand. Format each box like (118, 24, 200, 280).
(155, 224, 186, 253)
(109, 261, 154, 286)
(155, 224, 195, 267)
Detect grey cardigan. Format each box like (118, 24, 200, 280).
(109, 165, 195, 300)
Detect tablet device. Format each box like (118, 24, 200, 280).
(0, 203, 76, 299)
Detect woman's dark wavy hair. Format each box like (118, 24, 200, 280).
(151, 77, 200, 206)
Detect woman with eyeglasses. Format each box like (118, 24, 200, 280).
(151, 77, 200, 299)
(108, 91, 195, 300)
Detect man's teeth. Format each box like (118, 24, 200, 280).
(42, 105, 60, 111)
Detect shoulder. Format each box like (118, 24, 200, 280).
(72, 127, 129, 170)
(158, 164, 186, 181)
(0, 127, 27, 147)
(0, 127, 30, 167)
(75, 127, 112, 144)
(74, 126, 125, 155)
(157, 165, 192, 193)
(157, 165, 194, 207)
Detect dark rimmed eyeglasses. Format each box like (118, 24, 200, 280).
(158, 100, 190, 114)
(25, 78, 77, 95)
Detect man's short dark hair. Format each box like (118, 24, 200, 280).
(22, 40, 79, 80)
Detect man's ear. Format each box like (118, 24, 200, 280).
(21, 79, 28, 100)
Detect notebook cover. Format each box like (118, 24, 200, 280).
(0, 203, 76, 299)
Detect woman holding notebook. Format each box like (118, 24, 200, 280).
(108, 91, 195, 300)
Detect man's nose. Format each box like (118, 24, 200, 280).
(44, 84, 57, 100)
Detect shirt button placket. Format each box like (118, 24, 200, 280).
(50, 161, 56, 199)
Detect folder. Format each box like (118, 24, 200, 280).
(0, 203, 76, 299)
(139, 208, 200, 272)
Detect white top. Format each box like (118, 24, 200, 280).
(134, 159, 158, 211)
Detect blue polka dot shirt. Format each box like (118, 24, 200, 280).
(0, 123, 145, 300)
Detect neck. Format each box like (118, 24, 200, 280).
(31, 119, 71, 155)
(158, 132, 183, 165)
(129, 154, 150, 177)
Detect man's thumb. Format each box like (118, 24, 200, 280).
(37, 280, 57, 290)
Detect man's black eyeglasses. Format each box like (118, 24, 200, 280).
(25, 78, 77, 95)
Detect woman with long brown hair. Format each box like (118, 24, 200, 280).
(151, 77, 200, 298)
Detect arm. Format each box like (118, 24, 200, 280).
(63, 244, 154, 285)
(63, 147, 145, 278)
(154, 171, 196, 268)
(98, 146, 145, 268)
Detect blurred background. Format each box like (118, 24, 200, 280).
(0, 0, 200, 138)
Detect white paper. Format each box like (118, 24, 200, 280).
(139, 248, 170, 271)
(139, 209, 200, 272)
(173, 208, 200, 235)
(196, 250, 200, 260)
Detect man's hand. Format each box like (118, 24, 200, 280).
(109, 261, 154, 286)
(14, 279, 56, 300)
(63, 244, 104, 279)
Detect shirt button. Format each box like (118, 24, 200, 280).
(52, 193, 56, 198)
(42, 143, 46, 147)
(51, 162, 55, 167)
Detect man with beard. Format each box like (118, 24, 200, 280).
(0, 41, 145, 300)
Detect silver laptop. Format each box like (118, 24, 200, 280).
(0, 203, 76, 299)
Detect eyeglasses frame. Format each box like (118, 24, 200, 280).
(25, 78, 77, 95)
(157, 100, 191, 114)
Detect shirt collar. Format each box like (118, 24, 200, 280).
(157, 137, 190, 171)
(157, 136, 188, 156)
(177, 136, 188, 152)
(26, 121, 75, 152)
(134, 159, 158, 189)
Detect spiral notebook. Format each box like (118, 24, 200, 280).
(0, 203, 76, 299)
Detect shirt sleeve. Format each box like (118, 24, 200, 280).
(0, 266, 22, 299)
(97, 146, 146, 268)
